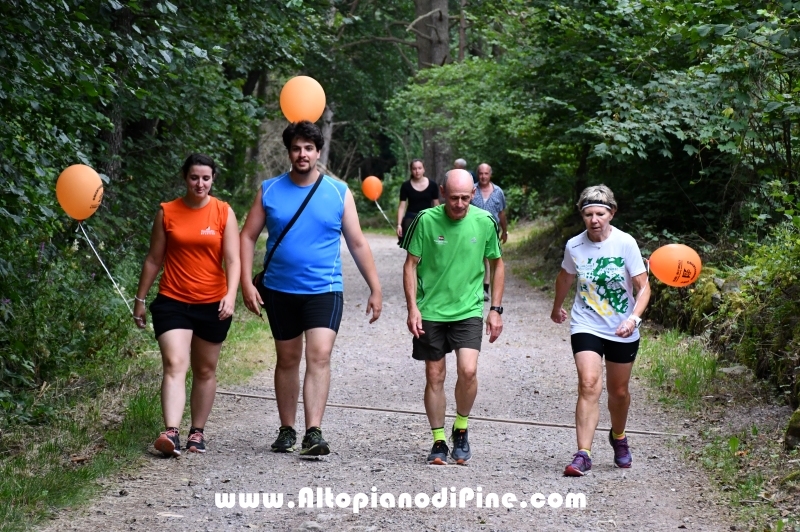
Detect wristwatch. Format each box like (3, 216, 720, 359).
(629, 315, 642, 328)
(489, 306, 503, 315)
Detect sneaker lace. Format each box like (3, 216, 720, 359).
(571, 452, 588, 468)
(452, 429, 467, 448)
(433, 440, 447, 453)
(188, 431, 203, 444)
(277, 427, 294, 443)
(612, 437, 629, 458)
(165, 428, 179, 438)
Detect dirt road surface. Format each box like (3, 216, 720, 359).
(41, 233, 733, 531)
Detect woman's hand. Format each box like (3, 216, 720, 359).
(133, 300, 147, 329)
(551, 306, 568, 324)
(218, 292, 236, 320)
(396, 224, 403, 238)
(615, 318, 636, 338)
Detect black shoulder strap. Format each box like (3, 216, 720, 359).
(263, 173, 324, 271)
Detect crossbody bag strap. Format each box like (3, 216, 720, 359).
(263, 173, 324, 271)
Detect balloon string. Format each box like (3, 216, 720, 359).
(373, 201, 394, 228)
(78, 222, 134, 316)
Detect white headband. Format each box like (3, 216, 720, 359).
(580, 202, 612, 211)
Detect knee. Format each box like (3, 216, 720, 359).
(276, 352, 302, 370)
(192, 364, 217, 382)
(305, 348, 331, 369)
(458, 365, 477, 384)
(608, 384, 630, 401)
(426, 367, 446, 389)
(577, 376, 602, 399)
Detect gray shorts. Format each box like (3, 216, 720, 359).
(412, 317, 483, 361)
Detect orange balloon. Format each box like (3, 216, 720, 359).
(56, 164, 103, 220)
(361, 176, 383, 201)
(649, 244, 702, 287)
(280, 76, 326, 123)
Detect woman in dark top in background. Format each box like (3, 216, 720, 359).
(396, 159, 439, 245)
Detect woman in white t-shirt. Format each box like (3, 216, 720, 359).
(550, 185, 650, 477)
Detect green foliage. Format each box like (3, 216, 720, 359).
(636, 329, 718, 408)
(0, 0, 327, 425)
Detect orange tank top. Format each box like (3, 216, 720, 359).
(158, 196, 229, 304)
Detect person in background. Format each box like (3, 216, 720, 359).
(550, 184, 650, 476)
(396, 158, 439, 245)
(453, 158, 476, 184)
(470, 163, 508, 301)
(133, 153, 240, 457)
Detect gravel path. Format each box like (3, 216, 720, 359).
(41, 233, 734, 531)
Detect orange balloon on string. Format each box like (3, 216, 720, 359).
(649, 244, 702, 287)
(361, 176, 383, 201)
(55, 164, 103, 220)
(279, 76, 326, 123)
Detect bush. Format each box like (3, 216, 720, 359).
(0, 238, 140, 426)
(504, 185, 539, 221)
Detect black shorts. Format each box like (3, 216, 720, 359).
(412, 317, 483, 361)
(570, 332, 639, 364)
(150, 293, 232, 344)
(259, 287, 344, 341)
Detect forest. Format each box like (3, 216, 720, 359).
(1, 0, 799, 448)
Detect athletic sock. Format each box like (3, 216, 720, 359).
(454, 412, 469, 430)
(432, 427, 446, 442)
(579, 448, 591, 457)
(483, 283, 489, 292)
(612, 430, 626, 440)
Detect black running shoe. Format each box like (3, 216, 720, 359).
(299, 427, 330, 458)
(450, 427, 471, 464)
(154, 427, 181, 457)
(271, 426, 297, 453)
(427, 440, 449, 465)
(186, 428, 206, 453)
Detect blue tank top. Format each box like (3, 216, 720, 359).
(260, 173, 348, 294)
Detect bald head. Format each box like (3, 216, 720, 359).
(444, 169, 474, 194)
(441, 169, 475, 220)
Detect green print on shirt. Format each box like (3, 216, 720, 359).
(577, 257, 629, 316)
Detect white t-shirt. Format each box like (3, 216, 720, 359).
(561, 226, 647, 342)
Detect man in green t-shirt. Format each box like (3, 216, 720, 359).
(401, 169, 505, 465)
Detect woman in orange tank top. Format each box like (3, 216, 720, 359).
(132, 153, 240, 457)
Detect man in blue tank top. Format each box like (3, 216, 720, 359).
(240, 121, 383, 458)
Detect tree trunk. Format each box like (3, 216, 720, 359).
(319, 105, 334, 171)
(103, 7, 133, 182)
(574, 143, 591, 202)
(458, 0, 467, 62)
(413, 0, 451, 187)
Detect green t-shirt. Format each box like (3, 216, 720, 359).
(402, 204, 501, 322)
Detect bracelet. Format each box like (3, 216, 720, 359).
(134, 296, 146, 304)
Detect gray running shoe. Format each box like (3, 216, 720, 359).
(427, 440, 449, 465)
(450, 427, 471, 465)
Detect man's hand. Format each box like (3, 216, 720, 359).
(366, 290, 382, 323)
(407, 307, 425, 338)
(486, 310, 503, 343)
(242, 282, 263, 316)
(500, 231, 508, 244)
(551, 307, 568, 324)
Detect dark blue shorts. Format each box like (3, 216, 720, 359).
(149, 293, 232, 344)
(259, 287, 344, 341)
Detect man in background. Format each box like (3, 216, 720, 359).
(471, 163, 508, 301)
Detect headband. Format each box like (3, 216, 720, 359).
(579, 201, 613, 211)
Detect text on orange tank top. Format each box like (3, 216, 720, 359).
(158, 196, 229, 304)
